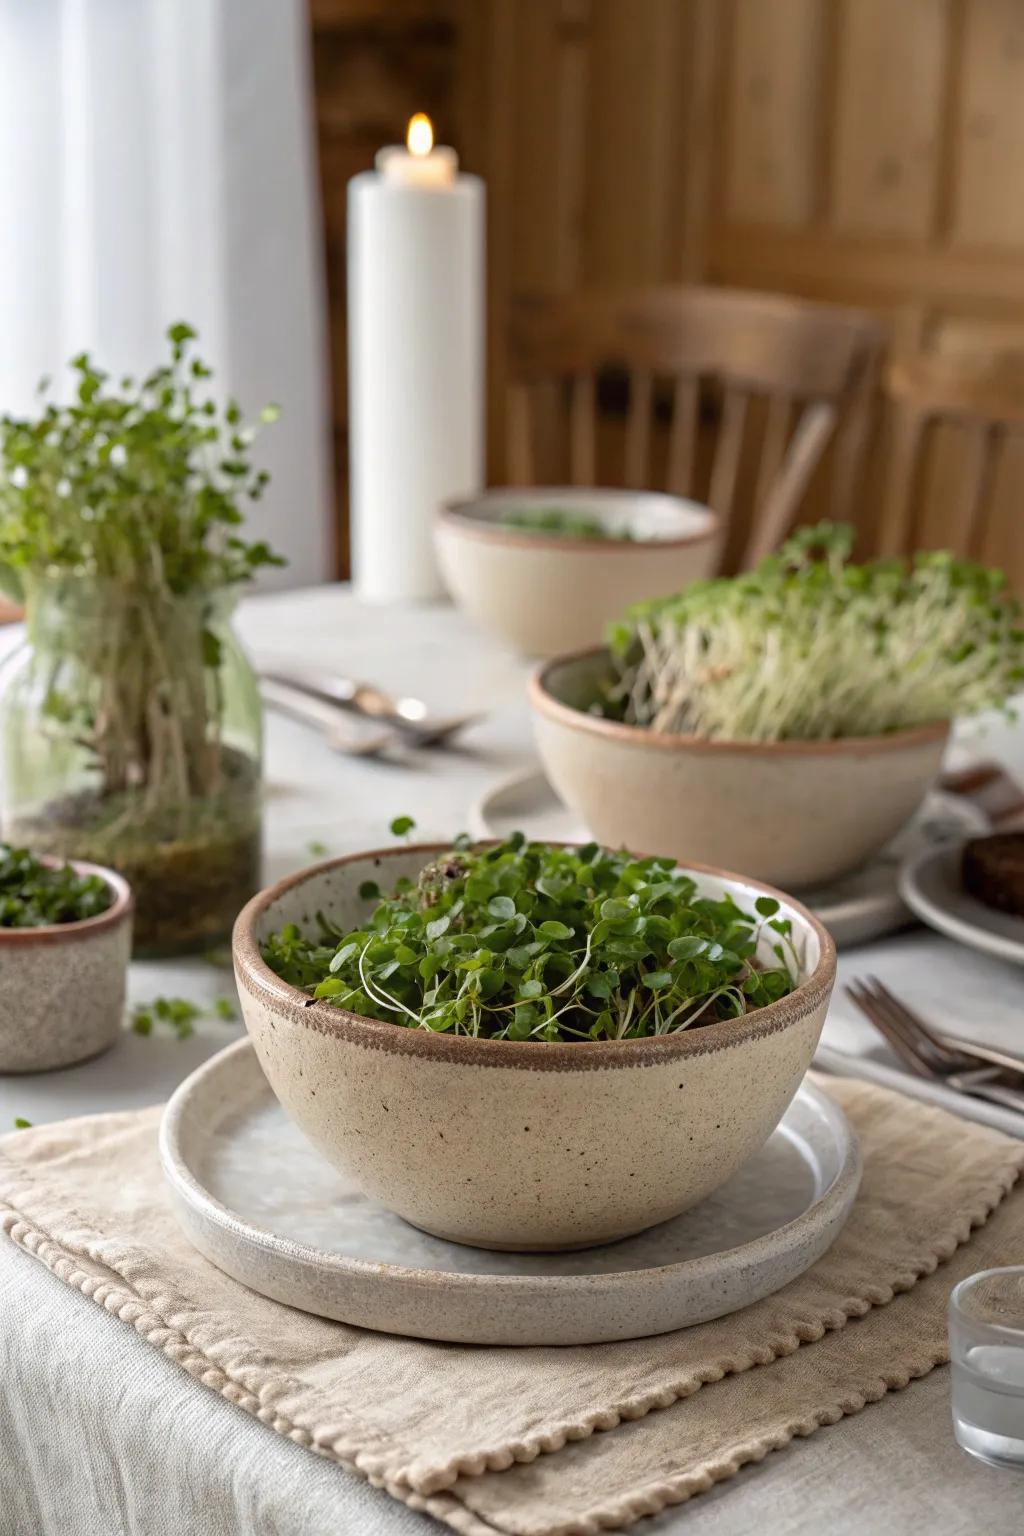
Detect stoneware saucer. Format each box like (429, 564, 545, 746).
(900, 842, 1024, 967)
(470, 765, 987, 949)
(160, 1038, 861, 1346)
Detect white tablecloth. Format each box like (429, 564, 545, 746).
(2, 586, 1023, 1536)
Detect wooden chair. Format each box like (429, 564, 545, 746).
(881, 352, 1024, 560)
(506, 286, 883, 569)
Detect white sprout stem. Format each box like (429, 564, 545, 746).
(357, 941, 424, 1026)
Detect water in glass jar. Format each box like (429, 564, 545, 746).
(952, 1343, 1024, 1468)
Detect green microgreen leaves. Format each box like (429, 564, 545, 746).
(261, 836, 799, 1043)
(0, 323, 284, 603)
(0, 844, 113, 928)
(501, 506, 635, 541)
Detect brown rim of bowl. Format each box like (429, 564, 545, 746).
(437, 496, 719, 555)
(530, 647, 951, 757)
(232, 841, 837, 1072)
(0, 858, 132, 946)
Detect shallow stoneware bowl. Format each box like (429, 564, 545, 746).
(233, 844, 836, 1252)
(531, 648, 950, 890)
(0, 860, 133, 1073)
(435, 488, 718, 657)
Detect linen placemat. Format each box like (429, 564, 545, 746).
(1, 1076, 1022, 1536)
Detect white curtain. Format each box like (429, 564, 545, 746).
(0, 0, 332, 587)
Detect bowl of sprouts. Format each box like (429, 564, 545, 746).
(530, 525, 1024, 889)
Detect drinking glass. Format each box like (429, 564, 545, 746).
(950, 1266, 1024, 1469)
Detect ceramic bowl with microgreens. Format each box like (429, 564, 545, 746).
(530, 525, 1024, 889)
(0, 847, 132, 1073)
(233, 839, 836, 1251)
(435, 488, 717, 658)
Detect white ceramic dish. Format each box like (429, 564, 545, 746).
(436, 488, 718, 657)
(900, 843, 1024, 967)
(470, 765, 988, 949)
(160, 1038, 861, 1346)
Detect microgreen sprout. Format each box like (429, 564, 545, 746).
(605, 523, 1024, 741)
(13, 1117, 32, 1130)
(261, 837, 799, 1043)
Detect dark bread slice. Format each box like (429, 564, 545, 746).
(962, 833, 1024, 918)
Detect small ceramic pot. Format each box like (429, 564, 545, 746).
(0, 861, 133, 1073)
(435, 488, 718, 657)
(233, 845, 836, 1252)
(530, 648, 950, 890)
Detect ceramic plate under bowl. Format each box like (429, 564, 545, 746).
(900, 843, 1024, 966)
(160, 1038, 860, 1347)
(470, 766, 987, 950)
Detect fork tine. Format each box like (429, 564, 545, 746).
(866, 976, 940, 1039)
(864, 976, 968, 1066)
(844, 983, 940, 1079)
(857, 979, 947, 1068)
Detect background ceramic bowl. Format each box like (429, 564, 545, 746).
(435, 487, 718, 657)
(531, 649, 950, 890)
(0, 860, 132, 1073)
(233, 844, 836, 1252)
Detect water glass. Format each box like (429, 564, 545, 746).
(950, 1266, 1024, 1469)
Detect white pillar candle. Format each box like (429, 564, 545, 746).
(348, 115, 485, 601)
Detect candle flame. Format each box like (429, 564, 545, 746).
(407, 113, 434, 157)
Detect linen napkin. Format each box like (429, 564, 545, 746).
(1, 1077, 1022, 1536)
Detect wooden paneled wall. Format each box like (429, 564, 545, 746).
(310, 0, 1024, 581)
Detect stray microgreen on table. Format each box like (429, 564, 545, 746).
(131, 994, 237, 1041)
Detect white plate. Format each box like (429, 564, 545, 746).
(161, 1038, 861, 1347)
(900, 843, 1024, 966)
(470, 766, 988, 949)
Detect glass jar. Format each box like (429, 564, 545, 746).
(0, 576, 262, 955)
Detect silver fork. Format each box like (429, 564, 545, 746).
(846, 976, 1024, 1114)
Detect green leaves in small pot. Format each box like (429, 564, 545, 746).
(261, 837, 799, 1044)
(0, 844, 113, 928)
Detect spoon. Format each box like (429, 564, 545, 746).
(259, 680, 397, 758)
(258, 662, 481, 747)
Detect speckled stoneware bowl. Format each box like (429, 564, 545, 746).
(233, 844, 836, 1252)
(435, 488, 718, 657)
(531, 648, 950, 890)
(0, 860, 132, 1074)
